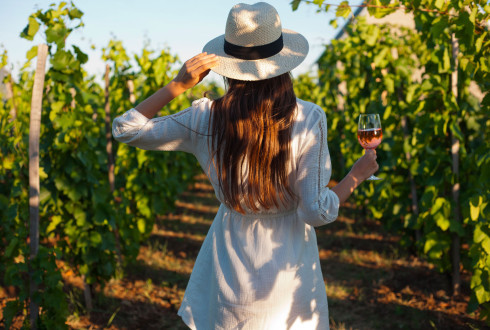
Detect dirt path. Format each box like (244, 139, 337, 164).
(3, 174, 484, 329)
(72, 174, 485, 329)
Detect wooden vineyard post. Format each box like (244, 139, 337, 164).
(28, 43, 48, 330)
(82, 274, 93, 312)
(104, 64, 123, 267)
(450, 33, 461, 296)
(127, 79, 136, 104)
(69, 87, 76, 109)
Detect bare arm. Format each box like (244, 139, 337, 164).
(135, 53, 219, 119)
(331, 149, 379, 204)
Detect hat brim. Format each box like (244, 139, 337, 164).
(202, 29, 309, 81)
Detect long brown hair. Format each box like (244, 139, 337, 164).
(209, 73, 297, 214)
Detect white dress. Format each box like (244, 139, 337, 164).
(112, 98, 339, 330)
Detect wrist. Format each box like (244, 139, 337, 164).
(166, 80, 186, 97)
(331, 171, 361, 205)
(346, 171, 362, 189)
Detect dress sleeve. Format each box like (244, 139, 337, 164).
(112, 100, 207, 153)
(295, 109, 340, 227)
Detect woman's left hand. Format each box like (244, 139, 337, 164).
(172, 53, 219, 92)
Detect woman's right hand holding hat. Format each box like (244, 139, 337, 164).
(134, 53, 218, 119)
(171, 52, 219, 94)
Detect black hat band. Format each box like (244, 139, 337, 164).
(224, 34, 284, 60)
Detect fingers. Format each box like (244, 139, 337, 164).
(180, 54, 218, 85)
(361, 149, 379, 178)
(195, 56, 219, 72)
(187, 52, 212, 64)
(185, 54, 207, 68)
(186, 53, 219, 72)
(364, 149, 377, 160)
(173, 53, 220, 90)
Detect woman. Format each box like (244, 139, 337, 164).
(113, 3, 378, 329)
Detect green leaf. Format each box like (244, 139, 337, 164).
(54, 176, 69, 192)
(435, 212, 450, 231)
(68, 7, 84, 19)
(367, 0, 397, 18)
(474, 224, 489, 244)
(383, 105, 391, 120)
(482, 237, 490, 254)
(336, 1, 351, 18)
(329, 19, 338, 29)
(47, 215, 63, 234)
(58, 1, 68, 9)
(39, 166, 48, 180)
(26, 45, 38, 60)
(20, 16, 40, 40)
(470, 196, 482, 221)
(374, 48, 390, 67)
(474, 285, 490, 304)
(90, 231, 102, 245)
(79, 264, 89, 275)
(424, 232, 438, 254)
(365, 26, 379, 46)
(405, 85, 418, 103)
(475, 32, 486, 53)
(74, 207, 86, 226)
(430, 16, 448, 40)
(434, 0, 444, 10)
(403, 138, 411, 155)
(442, 47, 450, 72)
(384, 76, 394, 93)
(137, 219, 146, 233)
(45, 24, 69, 46)
(5, 237, 19, 258)
(420, 78, 433, 92)
(449, 120, 463, 141)
(469, 6, 477, 25)
(459, 57, 470, 71)
(431, 197, 446, 215)
(73, 45, 88, 64)
(3, 300, 23, 329)
(51, 50, 77, 71)
(291, 0, 301, 11)
(454, 11, 475, 49)
(40, 189, 51, 204)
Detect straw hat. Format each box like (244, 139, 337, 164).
(203, 2, 309, 81)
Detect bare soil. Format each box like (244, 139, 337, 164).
(1, 174, 486, 329)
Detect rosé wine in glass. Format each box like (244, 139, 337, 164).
(358, 114, 382, 180)
(357, 128, 383, 149)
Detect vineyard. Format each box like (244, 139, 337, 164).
(0, 1, 489, 329)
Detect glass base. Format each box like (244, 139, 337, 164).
(367, 175, 382, 181)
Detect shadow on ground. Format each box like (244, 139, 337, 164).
(56, 174, 485, 329)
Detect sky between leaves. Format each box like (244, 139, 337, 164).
(0, 0, 363, 84)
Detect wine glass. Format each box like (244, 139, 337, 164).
(357, 114, 382, 181)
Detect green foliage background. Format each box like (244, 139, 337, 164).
(0, 0, 488, 327)
(0, 2, 221, 328)
(293, 0, 489, 323)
